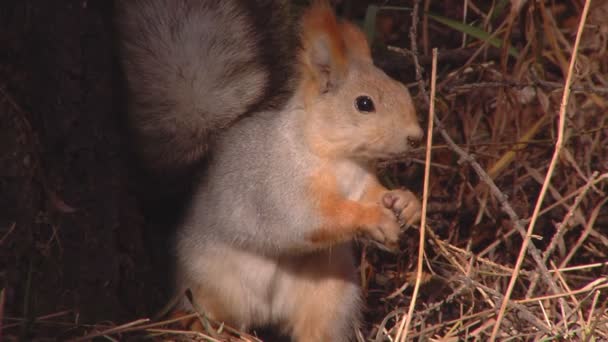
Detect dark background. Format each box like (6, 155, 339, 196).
(3, 0, 605, 340)
(0, 1, 175, 338)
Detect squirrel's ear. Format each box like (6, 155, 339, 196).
(300, 1, 347, 93)
(340, 22, 373, 63)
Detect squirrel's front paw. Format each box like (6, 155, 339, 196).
(361, 206, 401, 249)
(382, 190, 422, 227)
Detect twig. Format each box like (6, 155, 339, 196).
(402, 0, 573, 337)
(0, 222, 16, 245)
(68, 318, 150, 342)
(462, 277, 553, 335)
(0, 85, 76, 213)
(559, 197, 608, 269)
(186, 288, 217, 337)
(490, 1, 593, 339)
(542, 171, 600, 262)
(446, 80, 608, 94)
(142, 328, 223, 342)
(408, 0, 424, 88)
(427, 228, 524, 276)
(515, 277, 608, 304)
(433, 116, 565, 300)
(415, 283, 469, 317)
(403, 309, 496, 339)
(397, 47, 437, 342)
(2, 310, 73, 330)
(393, 1, 423, 340)
(0, 289, 4, 342)
(584, 293, 608, 342)
(526, 171, 602, 297)
(404, 0, 562, 303)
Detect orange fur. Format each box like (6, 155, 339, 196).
(304, 128, 350, 159)
(281, 246, 359, 342)
(289, 269, 355, 341)
(340, 22, 373, 62)
(361, 179, 389, 203)
(307, 168, 385, 245)
(299, 0, 349, 101)
(171, 1, 423, 340)
(300, 1, 347, 71)
(188, 285, 231, 323)
(169, 310, 204, 332)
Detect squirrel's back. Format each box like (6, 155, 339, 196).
(115, 0, 298, 171)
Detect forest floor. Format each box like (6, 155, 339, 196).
(1, 0, 606, 341)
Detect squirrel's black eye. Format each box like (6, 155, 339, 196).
(355, 96, 375, 113)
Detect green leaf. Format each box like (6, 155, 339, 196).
(427, 12, 519, 57)
(490, 0, 511, 22)
(362, 5, 380, 44)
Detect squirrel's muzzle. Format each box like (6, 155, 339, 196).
(407, 135, 422, 148)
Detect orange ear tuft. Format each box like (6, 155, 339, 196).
(301, 1, 347, 67)
(300, 1, 348, 92)
(340, 22, 372, 63)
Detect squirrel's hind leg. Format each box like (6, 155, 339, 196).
(276, 244, 362, 342)
(173, 246, 279, 333)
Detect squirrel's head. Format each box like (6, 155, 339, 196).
(298, 2, 423, 161)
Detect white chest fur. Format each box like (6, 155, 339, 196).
(332, 160, 372, 201)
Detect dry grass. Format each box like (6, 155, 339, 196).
(363, 0, 607, 340)
(2, 0, 607, 341)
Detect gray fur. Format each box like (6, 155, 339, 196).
(173, 38, 423, 340)
(118, 2, 424, 339)
(178, 105, 320, 257)
(176, 103, 363, 340)
(115, 0, 297, 171)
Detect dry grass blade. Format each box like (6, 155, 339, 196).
(406, 2, 563, 303)
(489, 0, 594, 339)
(486, 114, 549, 180)
(3, 1, 608, 341)
(67, 318, 150, 342)
(559, 196, 608, 269)
(515, 277, 608, 304)
(395, 47, 438, 342)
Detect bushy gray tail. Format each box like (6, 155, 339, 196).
(116, 0, 298, 171)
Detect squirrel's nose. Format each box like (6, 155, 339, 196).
(407, 134, 422, 148)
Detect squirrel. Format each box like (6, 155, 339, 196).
(116, 1, 423, 341)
